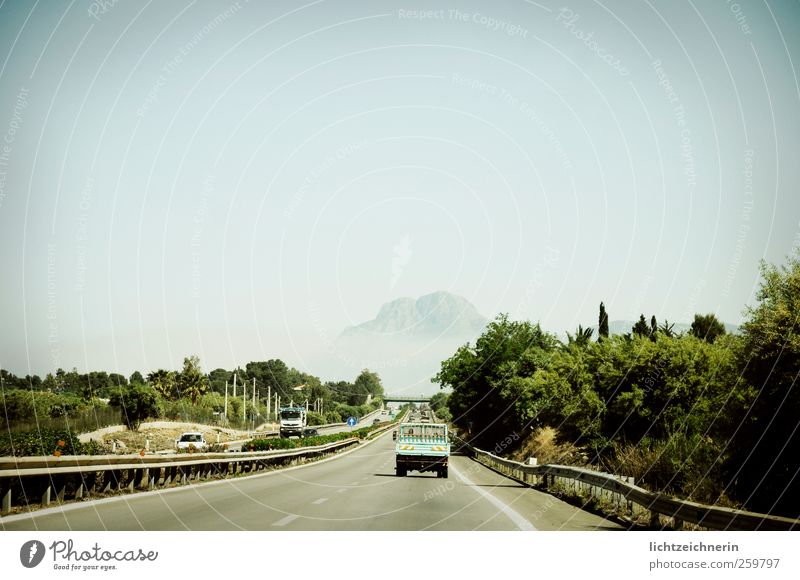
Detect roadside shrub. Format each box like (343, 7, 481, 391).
(243, 415, 395, 451)
(0, 428, 82, 456)
(79, 440, 109, 455)
(109, 384, 162, 430)
(510, 426, 587, 466)
(306, 411, 324, 426)
(607, 431, 728, 505)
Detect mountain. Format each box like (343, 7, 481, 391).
(329, 292, 487, 395)
(340, 291, 488, 339)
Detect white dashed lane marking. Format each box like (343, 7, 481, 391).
(312, 497, 328, 505)
(272, 514, 300, 527)
(451, 464, 537, 531)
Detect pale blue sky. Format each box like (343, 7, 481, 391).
(0, 0, 798, 386)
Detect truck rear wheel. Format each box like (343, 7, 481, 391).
(396, 466, 407, 477)
(440, 467, 448, 479)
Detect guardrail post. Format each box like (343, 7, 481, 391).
(137, 468, 149, 490)
(2, 487, 11, 514)
(650, 510, 661, 528)
(41, 485, 51, 507)
(102, 471, 114, 493)
(625, 477, 634, 515)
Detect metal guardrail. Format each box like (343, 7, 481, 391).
(0, 438, 359, 515)
(0, 410, 403, 516)
(454, 435, 800, 531)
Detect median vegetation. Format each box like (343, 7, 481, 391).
(243, 410, 407, 451)
(435, 252, 800, 519)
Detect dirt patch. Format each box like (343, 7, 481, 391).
(104, 425, 258, 453)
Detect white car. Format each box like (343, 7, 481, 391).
(175, 432, 208, 451)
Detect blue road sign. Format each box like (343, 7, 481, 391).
(347, 416, 357, 426)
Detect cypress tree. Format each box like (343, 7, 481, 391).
(598, 302, 609, 339)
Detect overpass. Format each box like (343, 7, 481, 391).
(383, 394, 431, 404)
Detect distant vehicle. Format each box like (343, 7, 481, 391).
(175, 432, 208, 452)
(280, 406, 308, 438)
(302, 428, 319, 437)
(395, 423, 450, 478)
(373, 418, 381, 425)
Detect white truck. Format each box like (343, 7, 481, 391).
(395, 422, 450, 478)
(279, 406, 307, 438)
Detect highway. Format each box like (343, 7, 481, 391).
(225, 409, 388, 451)
(1, 428, 622, 531)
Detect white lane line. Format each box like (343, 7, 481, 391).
(312, 497, 329, 505)
(451, 464, 537, 531)
(272, 514, 300, 527)
(336, 488, 348, 493)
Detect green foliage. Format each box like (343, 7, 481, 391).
(147, 369, 177, 400)
(429, 391, 451, 421)
(658, 319, 676, 338)
(352, 369, 384, 405)
(306, 411, 325, 425)
(598, 302, 609, 339)
(323, 409, 344, 423)
(435, 310, 754, 506)
(0, 428, 82, 456)
(730, 253, 800, 516)
(177, 355, 209, 405)
(434, 313, 559, 446)
(564, 325, 593, 348)
(244, 414, 398, 451)
(631, 314, 651, 339)
(690, 313, 726, 343)
(109, 384, 162, 430)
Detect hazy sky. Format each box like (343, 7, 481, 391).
(0, 0, 798, 384)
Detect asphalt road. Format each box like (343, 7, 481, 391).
(1, 428, 622, 531)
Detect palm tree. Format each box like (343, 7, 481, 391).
(147, 369, 176, 400)
(564, 325, 594, 348)
(177, 356, 208, 405)
(658, 319, 676, 338)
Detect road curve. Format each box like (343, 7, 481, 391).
(1, 430, 623, 531)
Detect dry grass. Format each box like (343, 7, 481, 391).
(510, 426, 587, 466)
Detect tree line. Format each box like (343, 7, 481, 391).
(435, 252, 800, 518)
(1, 357, 385, 432)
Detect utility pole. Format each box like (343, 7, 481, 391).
(252, 378, 257, 430)
(224, 381, 228, 419)
(267, 385, 271, 423)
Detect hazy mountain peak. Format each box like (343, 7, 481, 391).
(341, 291, 487, 338)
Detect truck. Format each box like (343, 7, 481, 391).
(395, 422, 450, 478)
(279, 406, 307, 438)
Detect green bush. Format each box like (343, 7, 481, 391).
(0, 428, 82, 456)
(243, 415, 396, 451)
(109, 384, 162, 430)
(306, 411, 324, 426)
